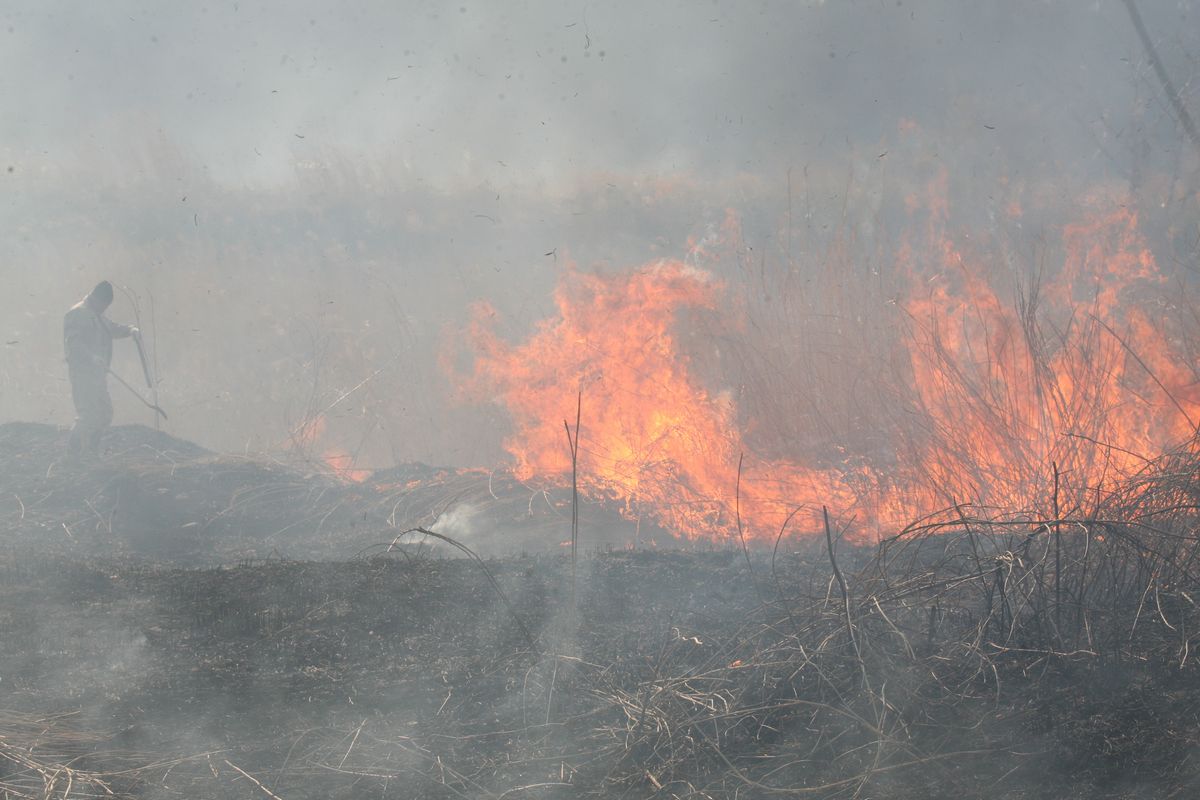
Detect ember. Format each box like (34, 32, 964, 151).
(289, 413, 372, 483)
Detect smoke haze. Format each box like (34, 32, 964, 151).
(3, 0, 1198, 470)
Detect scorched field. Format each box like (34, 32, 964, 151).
(2, 422, 1200, 799)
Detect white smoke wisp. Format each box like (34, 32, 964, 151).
(430, 502, 482, 548)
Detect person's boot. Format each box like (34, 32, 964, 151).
(85, 430, 104, 461)
(66, 427, 89, 464)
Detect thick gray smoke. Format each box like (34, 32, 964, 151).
(2, 0, 1197, 469)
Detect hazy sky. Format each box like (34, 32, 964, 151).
(6, 1, 1191, 190)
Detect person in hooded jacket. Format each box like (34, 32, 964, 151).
(63, 281, 139, 457)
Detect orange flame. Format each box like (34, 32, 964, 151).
(460, 193, 1200, 541)
(322, 449, 371, 483)
(462, 261, 857, 538)
(896, 192, 1198, 518)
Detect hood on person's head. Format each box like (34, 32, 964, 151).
(86, 281, 114, 312)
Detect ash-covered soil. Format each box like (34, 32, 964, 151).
(1, 549, 1194, 799)
(1, 423, 1198, 798)
(0, 422, 667, 563)
(0, 549, 754, 799)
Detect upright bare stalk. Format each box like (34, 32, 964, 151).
(825, 505, 866, 686)
(735, 453, 766, 608)
(563, 391, 581, 602)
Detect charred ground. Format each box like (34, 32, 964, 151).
(2, 422, 1199, 798)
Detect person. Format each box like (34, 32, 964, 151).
(63, 281, 139, 458)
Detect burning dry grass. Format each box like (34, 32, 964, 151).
(453, 186, 1200, 548)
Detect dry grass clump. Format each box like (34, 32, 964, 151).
(0, 710, 152, 799)
(575, 438, 1200, 797)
